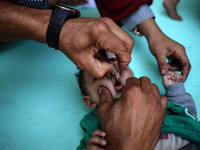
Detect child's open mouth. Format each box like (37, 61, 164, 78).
(97, 76, 124, 98)
(113, 77, 123, 92)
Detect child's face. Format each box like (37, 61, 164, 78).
(83, 66, 134, 105)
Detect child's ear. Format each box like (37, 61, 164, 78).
(83, 96, 97, 110)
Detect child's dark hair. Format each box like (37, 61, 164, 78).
(75, 68, 88, 96)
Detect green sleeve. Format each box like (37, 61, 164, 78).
(77, 109, 101, 150)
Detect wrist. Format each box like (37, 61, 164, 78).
(46, 4, 80, 50)
(105, 140, 134, 150)
(105, 135, 139, 150)
(33, 10, 52, 43)
(137, 18, 163, 42)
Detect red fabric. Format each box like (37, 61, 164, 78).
(3, 0, 20, 5)
(95, 0, 152, 26)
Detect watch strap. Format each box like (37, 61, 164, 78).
(46, 4, 80, 50)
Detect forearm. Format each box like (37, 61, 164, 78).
(0, 1, 51, 43)
(137, 17, 163, 42)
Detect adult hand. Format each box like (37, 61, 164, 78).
(0, 1, 134, 79)
(148, 33, 190, 82)
(138, 18, 190, 82)
(98, 77, 167, 150)
(59, 17, 134, 79)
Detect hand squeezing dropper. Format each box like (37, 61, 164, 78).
(105, 50, 120, 81)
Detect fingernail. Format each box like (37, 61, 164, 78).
(102, 132, 106, 136)
(161, 69, 166, 75)
(102, 140, 107, 145)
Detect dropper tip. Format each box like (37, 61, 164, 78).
(115, 72, 120, 80)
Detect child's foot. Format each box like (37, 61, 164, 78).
(163, 71, 182, 86)
(163, 0, 182, 20)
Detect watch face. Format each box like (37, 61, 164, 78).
(54, 4, 80, 17)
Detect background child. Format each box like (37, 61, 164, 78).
(76, 66, 200, 149)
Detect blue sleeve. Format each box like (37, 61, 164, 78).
(121, 4, 154, 31)
(165, 82, 197, 117)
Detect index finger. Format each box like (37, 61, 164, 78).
(101, 18, 134, 55)
(171, 47, 191, 82)
(99, 18, 134, 70)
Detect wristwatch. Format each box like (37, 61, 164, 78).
(46, 4, 80, 50)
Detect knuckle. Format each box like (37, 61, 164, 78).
(140, 76, 150, 81)
(179, 44, 185, 51)
(152, 83, 159, 91)
(126, 39, 134, 51)
(93, 130, 102, 135)
(101, 17, 114, 24)
(126, 85, 141, 97)
(78, 59, 87, 70)
(127, 56, 132, 63)
(90, 21, 108, 36)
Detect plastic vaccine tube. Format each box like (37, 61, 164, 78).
(105, 50, 120, 80)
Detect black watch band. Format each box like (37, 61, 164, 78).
(46, 4, 80, 50)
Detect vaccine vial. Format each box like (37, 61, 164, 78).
(105, 50, 120, 80)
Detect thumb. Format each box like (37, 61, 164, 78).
(98, 87, 113, 111)
(155, 55, 168, 76)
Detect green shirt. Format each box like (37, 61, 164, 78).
(77, 101, 200, 150)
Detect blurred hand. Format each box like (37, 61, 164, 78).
(98, 77, 167, 150)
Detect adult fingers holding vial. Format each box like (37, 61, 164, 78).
(0, 1, 134, 79)
(59, 17, 134, 79)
